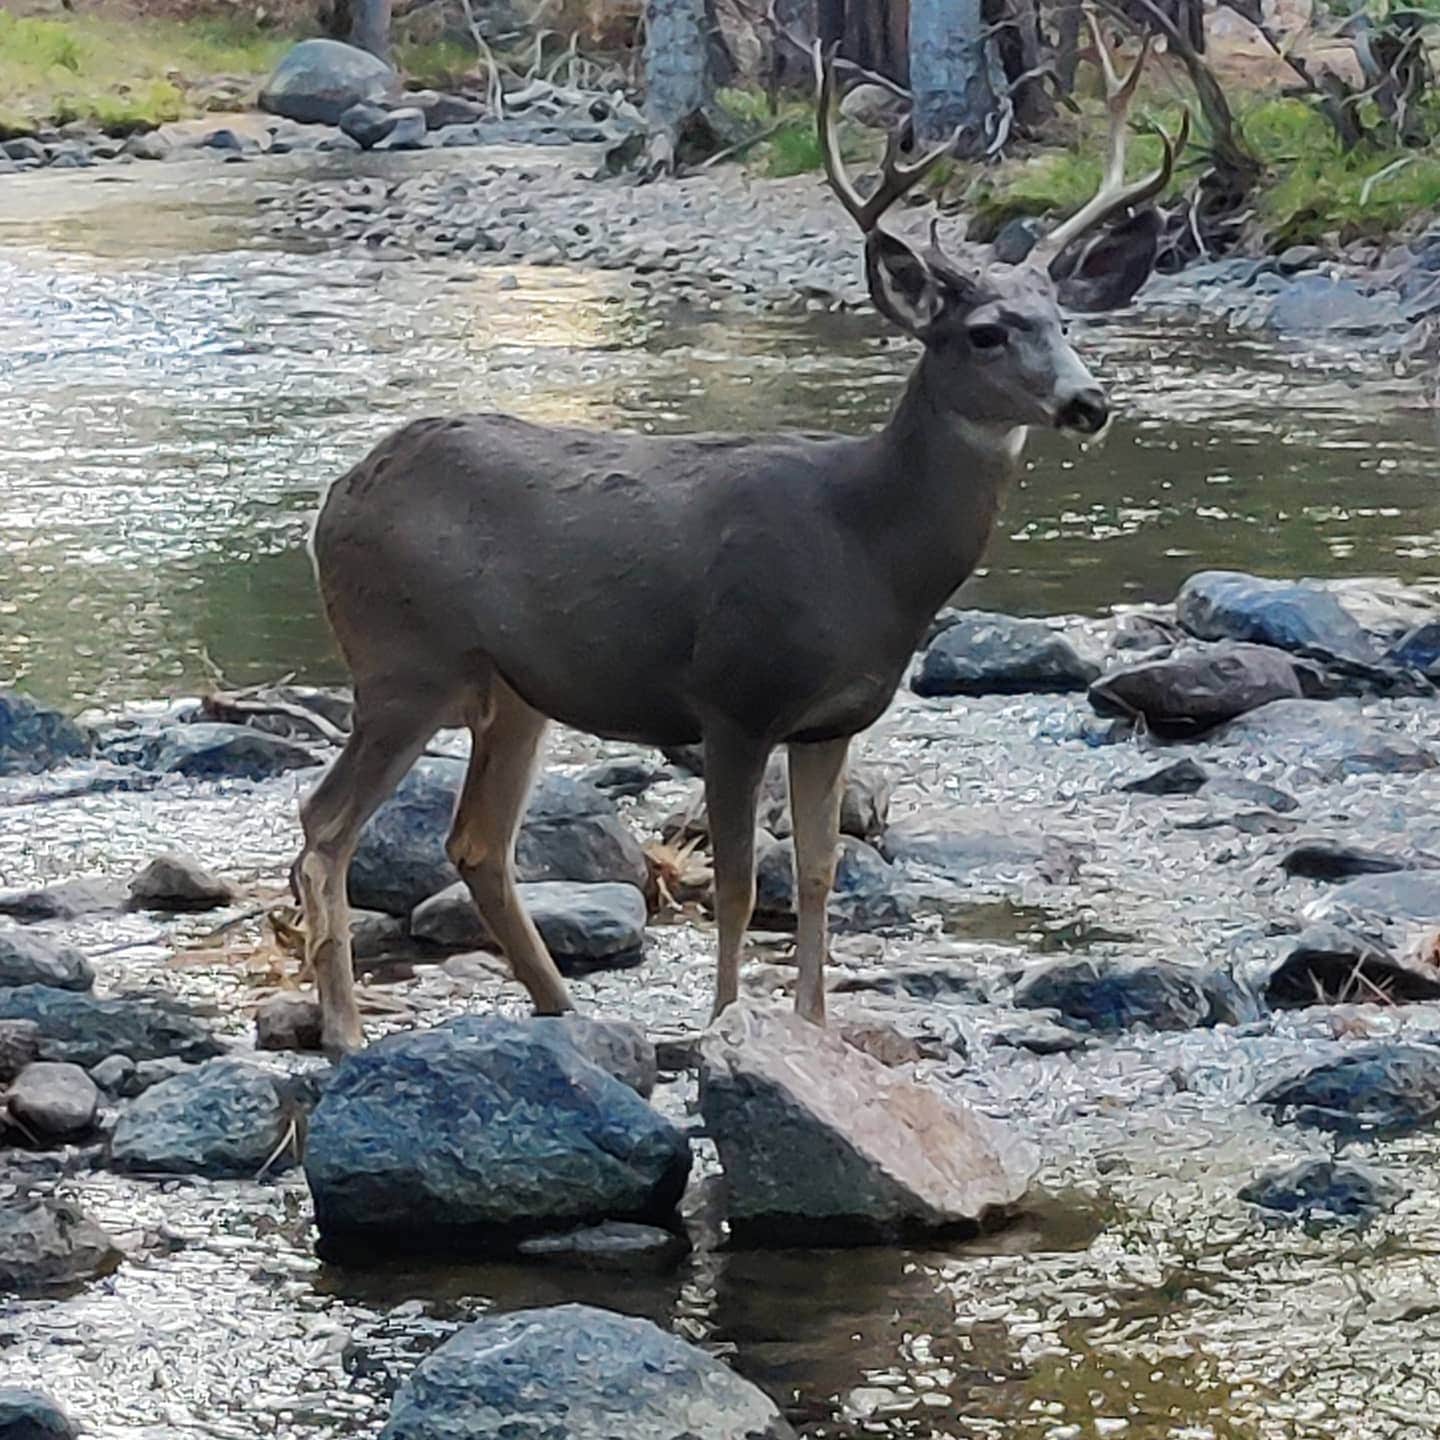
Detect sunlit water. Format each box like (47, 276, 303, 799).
(4, 153, 1440, 1439)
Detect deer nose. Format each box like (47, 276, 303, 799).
(1056, 389, 1109, 435)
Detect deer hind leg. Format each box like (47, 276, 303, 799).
(703, 728, 771, 1021)
(446, 678, 573, 1016)
(297, 686, 448, 1057)
(787, 736, 849, 1026)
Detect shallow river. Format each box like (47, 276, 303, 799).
(5, 150, 1440, 1440)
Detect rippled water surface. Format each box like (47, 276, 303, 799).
(6, 154, 1440, 1440)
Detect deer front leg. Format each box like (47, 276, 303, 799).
(787, 736, 848, 1026)
(703, 730, 770, 1021)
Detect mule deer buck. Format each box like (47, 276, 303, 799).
(296, 18, 1185, 1054)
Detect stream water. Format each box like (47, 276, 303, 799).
(5, 150, 1440, 1440)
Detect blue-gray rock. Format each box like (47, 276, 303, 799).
(1262, 1042, 1440, 1134)
(1280, 840, 1413, 881)
(373, 107, 427, 151)
(1388, 618, 1440, 676)
(379, 1304, 795, 1440)
(258, 38, 401, 125)
(122, 130, 170, 160)
(699, 1005, 1030, 1244)
(89, 1054, 136, 1096)
(0, 1193, 120, 1293)
(110, 1058, 293, 1178)
(831, 958, 986, 1003)
(1268, 274, 1403, 337)
(0, 986, 222, 1068)
(0, 877, 127, 921)
(349, 759, 647, 915)
(1239, 1158, 1401, 1225)
(127, 851, 236, 912)
(0, 1388, 77, 1439)
(0, 932, 92, 992)
(304, 1018, 691, 1251)
(1012, 956, 1231, 1032)
(1119, 760, 1297, 811)
(1121, 758, 1209, 795)
(1305, 870, 1440, 931)
(1214, 699, 1436, 777)
(581, 758, 668, 796)
(8, 1062, 99, 1140)
(0, 692, 93, 776)
(1261, 924, 1440, 1009)
(753, 834, 912, 932)
(911, 613, 1099, 697)
(0, 1022, 41, 1083)
(410, 880, 647, 968)
(107, 723, 320, 781)
(1176, 571, 1380, 665)
(515, 1221, 688, 1272)
(529, 1016, 657, 1098)
(338, 99, 397, 148)
(409, 89, 487, 128)
(1089, 643, 1302, 736)
(879, 807, 1080, 885)
(1201, 775, 1300, 812)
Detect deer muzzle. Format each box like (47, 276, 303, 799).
(1055, 388, 1109, 436)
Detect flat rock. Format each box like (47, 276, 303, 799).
(304, 1017, 691, 1252)
(516, 1220, 688, 1272)
(1263, 1043, 1440, 1134)
(0, 877, 128, 921)
(911, 612, 1099, 697)
(879, 807, 1080, 885)
(110, 1057, 293, 1178)
(1263, 924, 1440, 1008)
(830, 958, 986, 1003)
(0, 691, 93, 776)
(0, 1388, 77, 1439)
(109, 723, 320, 780)
(698, 1003, 1031, 1244)
(127, 851, 237, 912)
(338, 98, 397, 148)
(255, 993, 323, 1053)
(409, 89, 487, 128)
(0, 986, 222, 1068)
(1214, 699, 1436, 777)
(259, 38, 401, 125)
(8, 1062, 99, 1140)
(1239, 1158, 1402, 1225)
(1120, 758, 1209, 795)
(753, 834, 912, 932)
(350, 759, 647, 916)
(1280, 840, 1415, 881)
(1012, 956, 1233, 1032)
(410, 880, 647, 968)
(0, 1193, 121, 1293)
(1089, 643, 1302, 736)
(1305, 870, 1440, 931)
(379, 1304, 795, 1440)
(0, 932, 93, 992)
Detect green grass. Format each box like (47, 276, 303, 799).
(393, 36, 478, 90)
(718, 87, 823, 177)
(0, 11, 291, 135)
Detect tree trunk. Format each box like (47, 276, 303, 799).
(909, 0, 995, 146)
(347, 0, 392, 62)
(645, 0, 714, 128)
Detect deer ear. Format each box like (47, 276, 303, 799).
(864, 231, 947, 336)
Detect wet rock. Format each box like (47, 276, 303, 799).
(992, 1014, 1091, 1055)
(110, 1058, 293, 1178)
(339, 99, 397, 148)
(0, 691, 93, 775)
(1176, 571, 1381, 666)
(516, 1220, 688, 1272)
(1387, 618, 1440, 676)
(1089, 643, 1302, 736)
(0, 987, 222, 1067)
(0, 1388, 78, 1439)
(1280, 840, 1414, 881)
(108, 723, 320, 780)
(911, 612, 1099, 697)
(1215, 699, 1436, 777)
(1012, 956, 1224, 1032)
(530, 1016, 657, 1098)
(122, 130, 170, 161)
(7, 1062, 99, 1141)
(0, 932, 93, 992)
(0, 1193, 121, 1293)
(699, 1004, 1031, 1244)
(0, 876, 127, 922)
(410, 880, 647, 969)
(753, 834, 911, 932)
(1305, 870, 1440, 931)
(127, 851, 237, 912)
(259, 38, 401, 125)
(305, 1017, 691, 1251)
(379, 1304, 795, 1440)
(0, 1023, 41, 1083)
(374, 107, 427, 151)
(350, 759, 648, 915)
(1261, 924, 1440, 1008)
(1262, 1042, 1440, 1134)
(255, 994, 323, 1053)
(1239, 1158, 1401, 1225)
(880, 807, 1081, 885)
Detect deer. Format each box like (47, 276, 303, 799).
(294, 17, 1186, 1056)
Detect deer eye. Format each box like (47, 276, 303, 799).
(968, 323, 1008, 351)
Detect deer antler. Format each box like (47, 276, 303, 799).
(815, 42, 957, 234)
(1029, 8, 1189, 268)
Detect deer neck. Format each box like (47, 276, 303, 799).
(867, 353, 1028, 620)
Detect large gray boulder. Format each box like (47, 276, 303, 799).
(0, 691, 93, 776)
(380, 1304, 795, 1439)
(8, 1062, 98, 1140)
(304, 1018, 691, 1252)
(259, 38, 401, 125)
(0, 986, 221, 1068)
(912, 612, 1099, 697)
(699, 1004, 1032, 1243)
(0, 932, 92, 992)
(0, 1194, 121, 1293)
